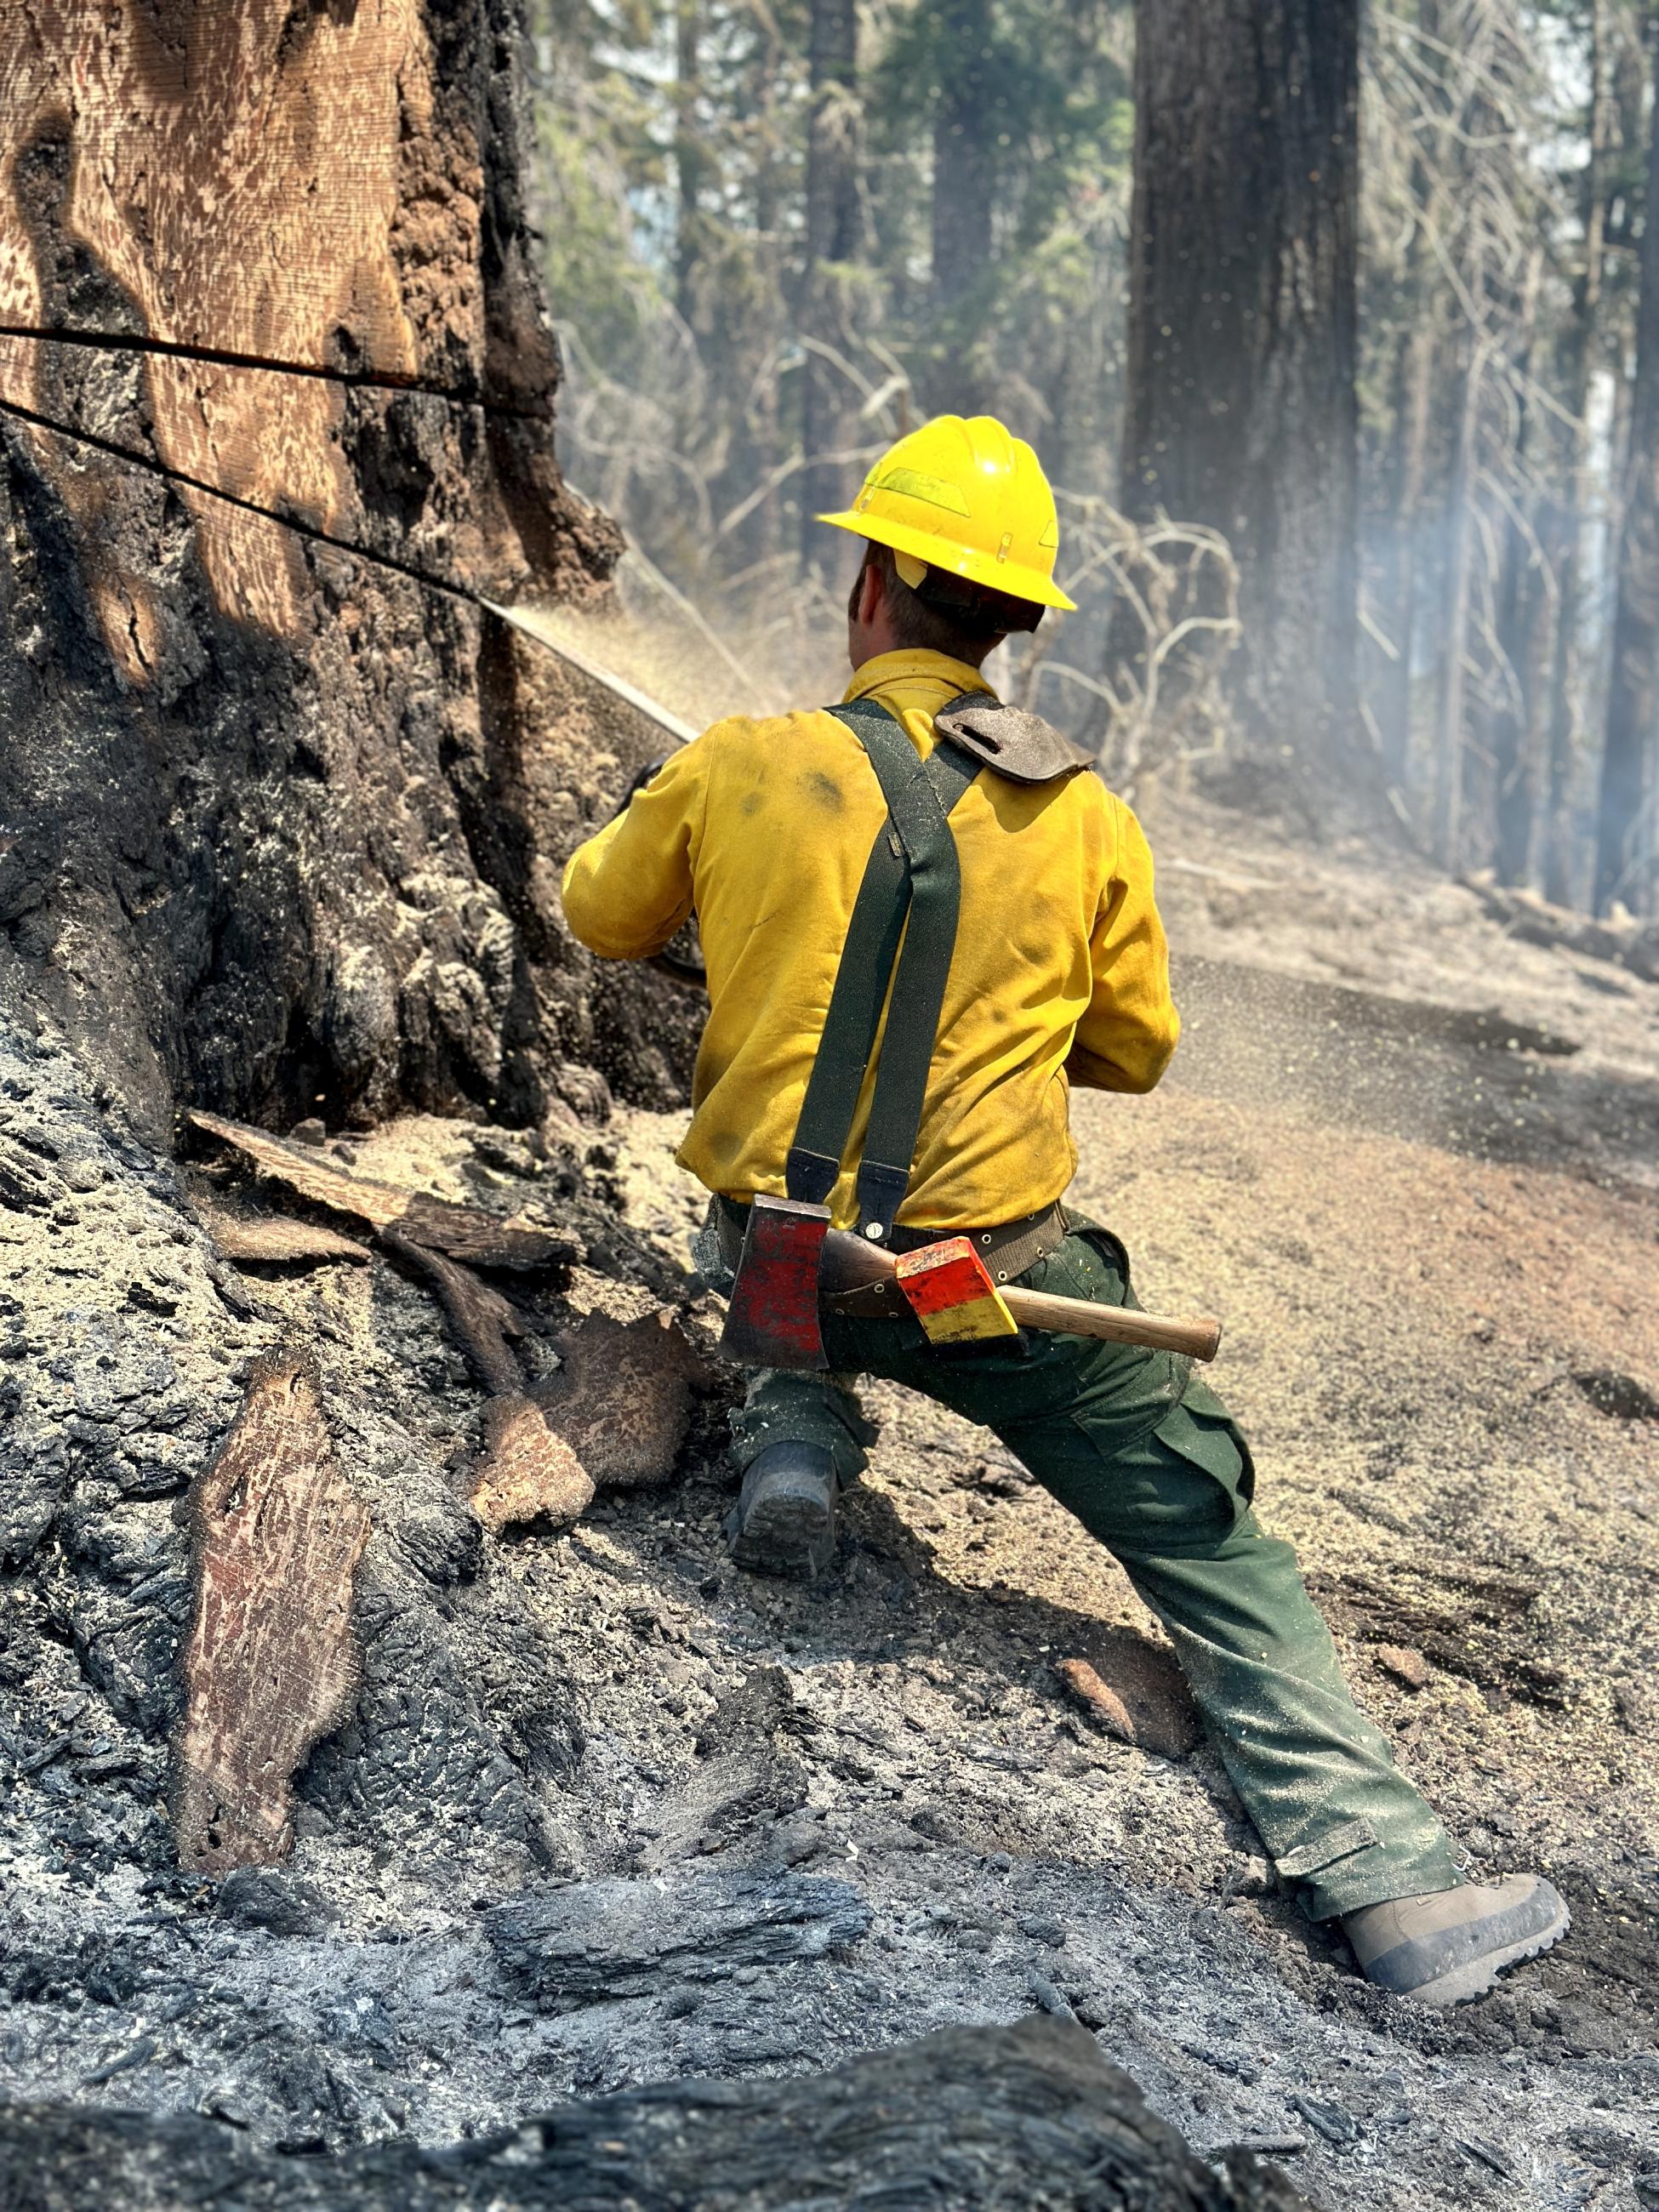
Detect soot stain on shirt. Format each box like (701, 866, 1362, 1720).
(801, 770, 845, 812)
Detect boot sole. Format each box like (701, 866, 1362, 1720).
(725, 1496, 837, 1582)
(1400, 1897, 1572, 2008)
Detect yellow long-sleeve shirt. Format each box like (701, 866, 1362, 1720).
(560, 647, 1179, 1229)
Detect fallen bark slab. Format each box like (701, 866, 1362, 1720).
(541, 1304, 711, 1487)
(188, 1111, 579, 1270)
(193, 1194, 372, 1268)
(171, 1349, 371, 1873)
(482, 1867, 871, 2010)
(1462, 871, 1659, 983)
(1307, 1559, 1569, 1708)
(470, 1395, 596, 1534)
(0, 2015, 1312, 2209)
(381, 1229, 596, 1532)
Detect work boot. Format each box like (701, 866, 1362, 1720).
(1343, 1873, 1570, 2006)
(724, 1442, 840, 1580)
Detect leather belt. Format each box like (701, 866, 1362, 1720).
(715, 1195, 1069, 1319)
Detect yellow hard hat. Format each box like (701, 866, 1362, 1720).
(817, 413, 1075, 613)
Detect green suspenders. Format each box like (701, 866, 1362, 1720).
(783, 699, 980, 1241)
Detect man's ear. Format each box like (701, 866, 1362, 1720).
(858, 556, 887, 629)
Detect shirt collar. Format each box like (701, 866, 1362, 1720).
(841, 647, 999, 705)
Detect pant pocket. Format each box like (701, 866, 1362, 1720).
(1169, 1376, 1257, 1508)
(1143, 1396, 1257, 1531)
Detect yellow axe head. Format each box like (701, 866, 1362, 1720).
(894, 1237, 1019, 1344)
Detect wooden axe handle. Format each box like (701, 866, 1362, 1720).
(1001, 1286, 1220, 1363)
(818, 1229, 1221, 1363)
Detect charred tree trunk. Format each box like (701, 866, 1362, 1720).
(1120, 0, 1363, 817)
(0, 0, 631, 1143)
(1597, 17, 1659, 916)
(673, 1, 714, 334)
(798, 0, 864, 571)
(928, 0, 996, 412)
(0, 2017, 1312, 2210)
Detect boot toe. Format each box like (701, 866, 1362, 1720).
(1354, 1873, 1571, 2007)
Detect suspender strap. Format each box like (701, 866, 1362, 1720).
(784, 698, 978, 1240)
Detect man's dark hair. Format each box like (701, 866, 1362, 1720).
(851, 541, 1040, 664)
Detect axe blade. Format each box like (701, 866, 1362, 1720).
(719, 1194, 833, 1370)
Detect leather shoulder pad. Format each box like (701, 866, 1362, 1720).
(932, 694, 1097, 785)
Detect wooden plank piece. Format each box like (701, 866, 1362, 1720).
(172, 1349, 371, 1874)
(188, 1110, 577, 1270)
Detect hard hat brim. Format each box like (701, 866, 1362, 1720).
(816, 507, 1078, 613)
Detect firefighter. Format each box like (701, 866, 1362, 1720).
(560, 413, 1568, 2007)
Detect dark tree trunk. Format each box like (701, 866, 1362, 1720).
(930, 0, 996, 413)
(1491, 523, 1554, 887)
(673, 1, 713, 333)
(1120, 0, 1363, 813)
(0, 0, 637, 1144)
(1597, 20, 1659, 916)
(798, 0, 863, 570)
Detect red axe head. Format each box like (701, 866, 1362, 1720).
(719, 1194, 832, 1370)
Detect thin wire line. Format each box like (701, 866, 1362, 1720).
(0, 323, 549, 420)
(0, 386, 487, 608)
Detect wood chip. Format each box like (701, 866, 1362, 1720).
(1054, 1638, 1202, 1760)
(1375, 1643, 1433, 1690)
(188, 1110, 577, 1270)
(172, 1349, 370, 1873)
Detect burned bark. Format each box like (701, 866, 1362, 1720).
(380, 1227, 598, 1532)
(171, 1349, 371, 1873)
(541, 1303, 711, 1486)
(0, 2016, 1314, 2209)
(0, 0, 630, 1143)
(190, 1112, 579, 1269)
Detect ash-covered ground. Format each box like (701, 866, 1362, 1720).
(1, 821, 1656, 2211)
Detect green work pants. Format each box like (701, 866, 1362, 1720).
(728, 1217, 1463, 1921)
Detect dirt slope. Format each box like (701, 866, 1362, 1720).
(0, 812, 1655, 2211)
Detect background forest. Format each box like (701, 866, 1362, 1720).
(526, 0, 1659, 922)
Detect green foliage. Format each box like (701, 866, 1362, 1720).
(528, 0, 1134, 583)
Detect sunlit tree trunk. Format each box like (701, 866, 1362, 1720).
(1544, 0, 1613, 906)
(0, 0, 621, 1137)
